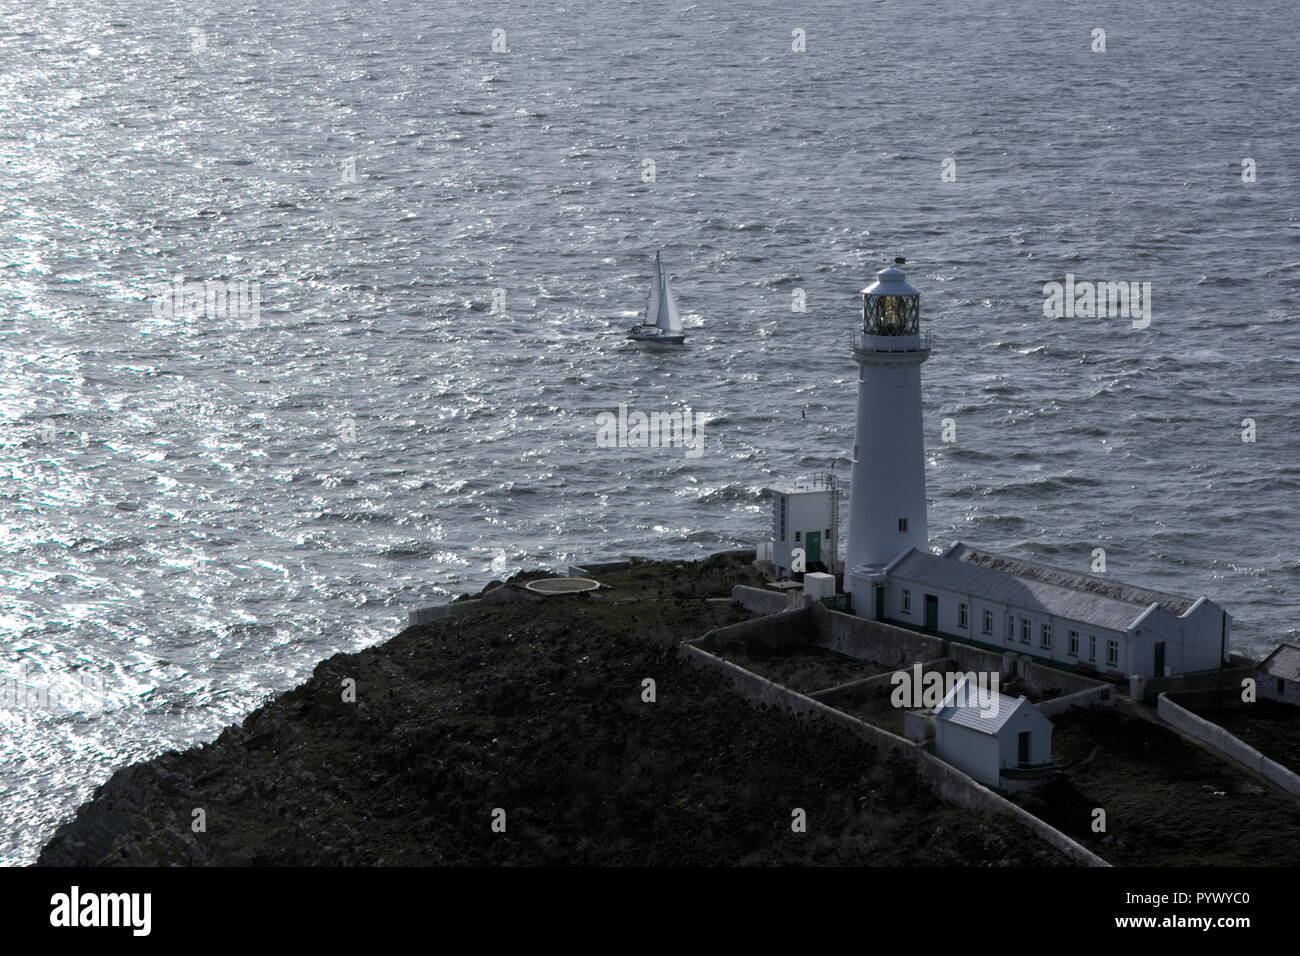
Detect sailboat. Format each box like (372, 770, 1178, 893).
(627, 251, 686, 344)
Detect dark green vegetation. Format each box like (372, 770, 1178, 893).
(1178, 697, 1300, 776)
(841, 686, 909, 736)
(40, 553, 1070, 866)
(713, 643, 894, 694)
(1013, 706, 1300, 866)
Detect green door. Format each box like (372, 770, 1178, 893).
(805, 531, 821, 564)
(1154, 642, 1166, 677)
(924, 594, 939, 631)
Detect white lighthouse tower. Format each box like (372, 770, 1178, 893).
(843, 258, 930, 618)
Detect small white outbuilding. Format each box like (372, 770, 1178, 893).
(1257, 644, 1300, 707)
(933, 678, 1054, 789)
(768, 475, 840, 579)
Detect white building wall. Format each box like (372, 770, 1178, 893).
(886, 574, 1129, 675)
(934, 720, 1001, 787)
(1126, 600, 1229, 678)
(1180, 600, 1231, 673)
(995, 705, 1054, 770)
(771, 489, 836, 578)
(1259, 675, 1300, 707)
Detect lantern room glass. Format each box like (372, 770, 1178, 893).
(864, 293, 920, 336)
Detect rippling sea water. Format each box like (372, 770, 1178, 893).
(1, 0, 1297, 864)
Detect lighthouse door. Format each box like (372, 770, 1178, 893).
(805, 531, 821, 565)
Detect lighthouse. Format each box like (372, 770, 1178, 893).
(843, 258, 930, 617)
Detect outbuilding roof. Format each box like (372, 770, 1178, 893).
(933, 678, 1032, 735)
(1259, 644, 1300, 682)
(890, 543, 1206, 632)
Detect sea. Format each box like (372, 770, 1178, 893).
(1, 0, 1297, 864)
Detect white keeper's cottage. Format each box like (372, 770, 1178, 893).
(770, 257, 1234, 680)
(933, 678, 1055, 789)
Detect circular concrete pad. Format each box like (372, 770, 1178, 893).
(523, 576, 601, 594)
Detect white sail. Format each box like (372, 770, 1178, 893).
(658, 274, 683, 334)
(644, 253, 662, 326)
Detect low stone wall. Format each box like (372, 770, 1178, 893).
(810, 604, 945, 666)
(698, 605, 816, 652)
(1262, 759, 1300, 799)
(732, 584, 798, 617)
(811, 657, 950, 705)
(680, 640, 1106, 866)
(1018, 659, 1109, 697)
(1037, 684, 1114, 717)
(408, 603, 468, 626)
(1167, 689, 1249, 713)
(407, 584, 541, 626)
(1156, 694, 1300, 799)
(946, 641, 1008, 677)
(1138, 665, 1256, 705)
(567, 558, 648, 576)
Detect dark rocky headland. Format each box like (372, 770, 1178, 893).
(39, 553, 1071, 866)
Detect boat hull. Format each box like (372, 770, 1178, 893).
(627, 327, 685, 344)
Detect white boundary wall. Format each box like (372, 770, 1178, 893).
(1156, 693, 1300, 800)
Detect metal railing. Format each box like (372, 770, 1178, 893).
(850, 329, 932, 353)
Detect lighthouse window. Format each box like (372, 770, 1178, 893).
(902, 589, 912, 613)
(824, 528, 831, 538)
(1040, 624, 1052, 649)
(1020, 619, 1031, 644)
(958, 603, 968, 629)
(794, 531, 801, 543)
(1107, 640, 1119, 666)
(982, 609, 994, 634)
(1068, 631, 1079, 656)
(1089, 635, 1096, 661)
(1007, 615, 1015, 641)
(882, 296, 903, 329)
(898, 518, 908, 532)
(865, 294, 920, 336)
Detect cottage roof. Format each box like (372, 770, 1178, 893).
(933, 678, 1031, 735)
(1259, 644, 1300, 681)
